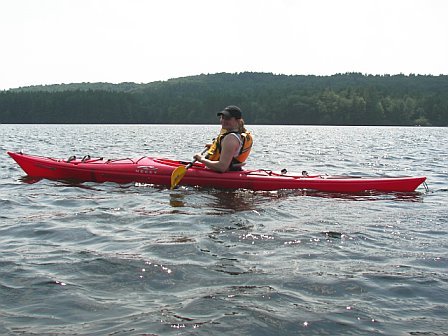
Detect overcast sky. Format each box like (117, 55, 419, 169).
(1, 0, 447, 90)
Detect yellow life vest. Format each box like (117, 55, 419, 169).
(206, 130, 253, 168)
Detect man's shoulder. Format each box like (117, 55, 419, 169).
(223, 132, 241, 141)
(222, 132, 241, 147)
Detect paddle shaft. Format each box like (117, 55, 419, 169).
(187, 147, 208, 168)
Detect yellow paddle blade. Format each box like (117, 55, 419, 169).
(170, 165, 187, 189)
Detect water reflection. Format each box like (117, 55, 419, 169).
(262, 188, 426, 202)
(19, 174, 426, 204)
(168, 188, 261, 212)
(19, 176, 43, 184)
(208, 190, 258, 212)
(168, 187, 426, 212)
(306, 190, 426, 202)
(169, 193, 186, 208)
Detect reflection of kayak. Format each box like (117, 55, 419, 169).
(7, 151, 427, 193)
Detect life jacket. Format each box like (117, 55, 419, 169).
(206, 130, 253, 169)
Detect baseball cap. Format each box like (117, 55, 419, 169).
(217, 105, 242, 119)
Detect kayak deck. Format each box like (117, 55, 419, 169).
(7, 151, 427, 193)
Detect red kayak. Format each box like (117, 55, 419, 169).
(7, 151, 426, 193)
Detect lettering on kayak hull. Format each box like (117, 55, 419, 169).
(136, 166, 158, 174)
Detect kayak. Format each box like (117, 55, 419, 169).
(7, 151, 426, 193)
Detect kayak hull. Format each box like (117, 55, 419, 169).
(7, 151, 426, 193)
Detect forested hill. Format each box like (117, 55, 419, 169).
(1, 72, 447, 126)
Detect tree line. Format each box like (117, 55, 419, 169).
(1, 72, 447, 126)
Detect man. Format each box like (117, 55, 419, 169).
(194, 105, 253, 173)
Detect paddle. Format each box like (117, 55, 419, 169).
(170, 148, 208, 189)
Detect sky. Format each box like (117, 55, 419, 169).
(1, 0, 447, 90)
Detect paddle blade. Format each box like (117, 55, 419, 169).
(170, 166, 187, 189)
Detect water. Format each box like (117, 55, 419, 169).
(1, 124, 447, 335)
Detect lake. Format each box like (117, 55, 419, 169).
(1, 124, 447, 335)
